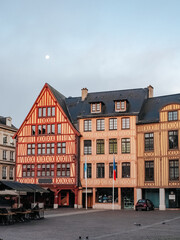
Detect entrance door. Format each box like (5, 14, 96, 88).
(82, 193, 93, 208)
(121, 188, 134, 209)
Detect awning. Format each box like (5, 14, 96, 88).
(0, 189, 19, 196)
(0, 181, 48, 193)
(25, 184, 49, 193)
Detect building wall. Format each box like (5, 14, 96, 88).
(79, 115, 138, 208)
(15, 85, 79, 207)
(0, 121, 16, 181)
(137, 103, 180, 208)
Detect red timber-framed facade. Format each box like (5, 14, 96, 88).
(14, 83, 80, 208)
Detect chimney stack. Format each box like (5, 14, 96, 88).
(81, 88, 88, 101)
(6, 117, 12, 127)
(148, 85, 154, 98)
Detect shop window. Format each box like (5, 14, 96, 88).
(96, 188, 118, 203)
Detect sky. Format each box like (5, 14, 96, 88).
(1, 0, 180, 128)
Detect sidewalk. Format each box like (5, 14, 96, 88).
(44, 208, 105, 218)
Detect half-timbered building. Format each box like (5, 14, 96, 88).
(137, 93, 180, 209)
(14, 84, 80, 208)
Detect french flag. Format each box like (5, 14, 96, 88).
(113, 156, 116, 181)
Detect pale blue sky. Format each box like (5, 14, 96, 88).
(1, 0, 180, 127)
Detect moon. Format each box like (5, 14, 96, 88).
(45, 55, 50, 60)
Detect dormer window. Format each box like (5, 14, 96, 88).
(91, 103, 101, 113)
(115, 100, 126, 112)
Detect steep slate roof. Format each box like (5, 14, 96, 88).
(47, 84, 73, 123)
(66, 88, 149, 124)
(138, 93, 180, 124)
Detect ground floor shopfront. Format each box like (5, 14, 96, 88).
(137, 188, 180, 209)
(78, 187, 136, 209)
(39, 184, 78, 209)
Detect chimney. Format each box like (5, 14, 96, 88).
(6, 117, 12, 127)
(81, 88, 88, 101)
(148, 85, 154, 98)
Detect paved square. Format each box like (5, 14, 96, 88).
(1, 209, 180, 240)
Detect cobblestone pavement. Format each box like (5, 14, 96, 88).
(1, 209, 180, 240)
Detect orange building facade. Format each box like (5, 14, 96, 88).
(77, 87, 150, 209)
(14, 84, 80, 208)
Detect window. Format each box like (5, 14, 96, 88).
(145, 161, 154, 181)
(3, 150, 7, 160)
(169, 131, 178, 149)
(115, 101, 126, 112)
(122, 118, 130, 129)
(22, 164, 35, 177)
(27, 144, 35, 155)
(84, 140, 92, 155)
(109, 162, 117, 178)
(10, 136, 14, 145)
(97, 163, 105, 178)
(109, 139, 117, 154)
(58, 124, 61, 134)
(91, 103, 101, 113)
(84, 163, 92, 178)
(57, 163, 70, 177)
(10, 151, 14, 161)
(84, 120, 92, 132)
(32, 125, 36, 135)
(9, 167, 14, 180)
(168, 111, 178, 121)
(96, 139, 104, 154)
(57, 142, 66, 154)
(38, 107, 55, 118)
(121, 138, 130, 154)
(97, 119, 105, 131)
(42, 107, 46, 117)
(37, 143, 45, 155)
(122, 162, 130, 178)
(145, 133, 154, 151)
(169, 160, 179, 180)
(3, 136, 7, 144)
(37, 164, 54, 177)
(46, 143, 55, 154)
(109, 118, 117, 130)
(38, 108, 42, 117)
(47, 124, 55, 134)
(2, 166, 7, 179)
